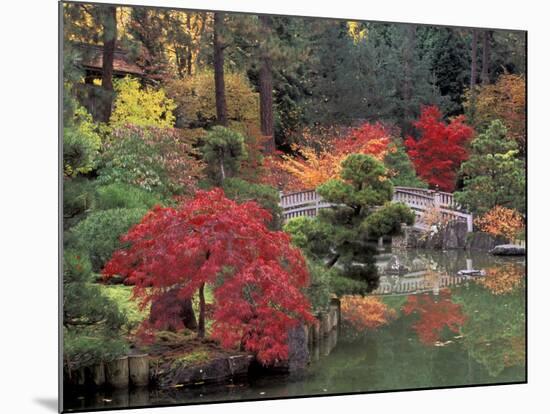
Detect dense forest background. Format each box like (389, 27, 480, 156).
(63, 3, 525, 150)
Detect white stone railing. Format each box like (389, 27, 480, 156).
(279, 186, 473, 232)
(370, 273, 471, 296)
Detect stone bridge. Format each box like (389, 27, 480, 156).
(279, 186, 473, 232)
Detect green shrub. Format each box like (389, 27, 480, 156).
(63, 105, 102, 177)
(305, 260, 333, 311)
(68, 208, 147, 272)
(64, 329, 129, 369)
(63, 249, 94, 284)
(201, 126, 247, 185)
(222, 178, 282, 229)
(63, 177, 96, 230)
(330, 273, 372, 296)
(63, 250, 129, 368)
(95, 183, 164, 210)
(284, 216, 333, 259)
(98, 126, 203, 197)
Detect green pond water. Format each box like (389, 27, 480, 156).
(64, 248, 526, 412)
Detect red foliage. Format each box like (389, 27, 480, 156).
(102, 189, 314, 365)
(333, 122, 392, 160)
(401, 289, 467, 345)
(405, 106, 473, 192)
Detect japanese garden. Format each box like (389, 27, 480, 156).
(61, 3, 526, 411)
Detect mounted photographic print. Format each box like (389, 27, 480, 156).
(60, 1, 527, 412)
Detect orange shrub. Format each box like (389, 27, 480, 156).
(277, 122, 394, 191)
(474, 206, 524, 242)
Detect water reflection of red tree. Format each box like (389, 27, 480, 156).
(402, 289, 467, 345)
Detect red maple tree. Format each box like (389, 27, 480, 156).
(405, 106, 473, 192)
(102, 188, 314, 364)
(402, 290, 467, 345)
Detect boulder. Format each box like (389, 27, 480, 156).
(286, 323, 309, 372)
(467, 232, 508, 251)
(490, 244, 526, 256)
(156, 354, 253, 388)
(393, 221, 468, 250)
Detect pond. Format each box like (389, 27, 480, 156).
(64, 248, 526, 412)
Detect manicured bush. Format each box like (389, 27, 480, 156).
(95, 183, 164, 210)
(68, 208, 147, 272)
(63, 177, 96, 230)
(63, 105, 102, 177)
(284, 216, 332, 259)
(201, 126, 247, 185)
(304, 260, 333, 311)
(63, 250, 129, 369)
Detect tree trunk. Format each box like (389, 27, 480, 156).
(213, 12, 228, 126)
(403, 25, 416, 104)
(326, 254, 340, 269)
(149, 290, 197, 331)
(481, 30, 491, 85)
(198, 283, 206, 338)
(185, 14, 193, 76)
(219, 156, 226, 182)
(100, 5, 117, 123)
(470, 29, 478, 90)
(258, 15, 275, 153)
(402, 25, 416, 135)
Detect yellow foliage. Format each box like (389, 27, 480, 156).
(280, 146, 345, 190)
(166, 71, 260, 127)
(474, 206, 524, 242)
(110, 77, 176, 128)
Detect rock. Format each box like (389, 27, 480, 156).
(490, 244, 526, 256)
(406, 221, 469, 250)
(286, 323, 309, 372)
(157, 354, 253, 388)
(467, 232, 507, 250)
(227, 355, 254, 376)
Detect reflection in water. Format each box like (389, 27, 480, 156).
(402, 289, 467, 345)
(340, 296, 396, 332)
(476, 263, 525, 295)
(64, 249, 525, 412)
